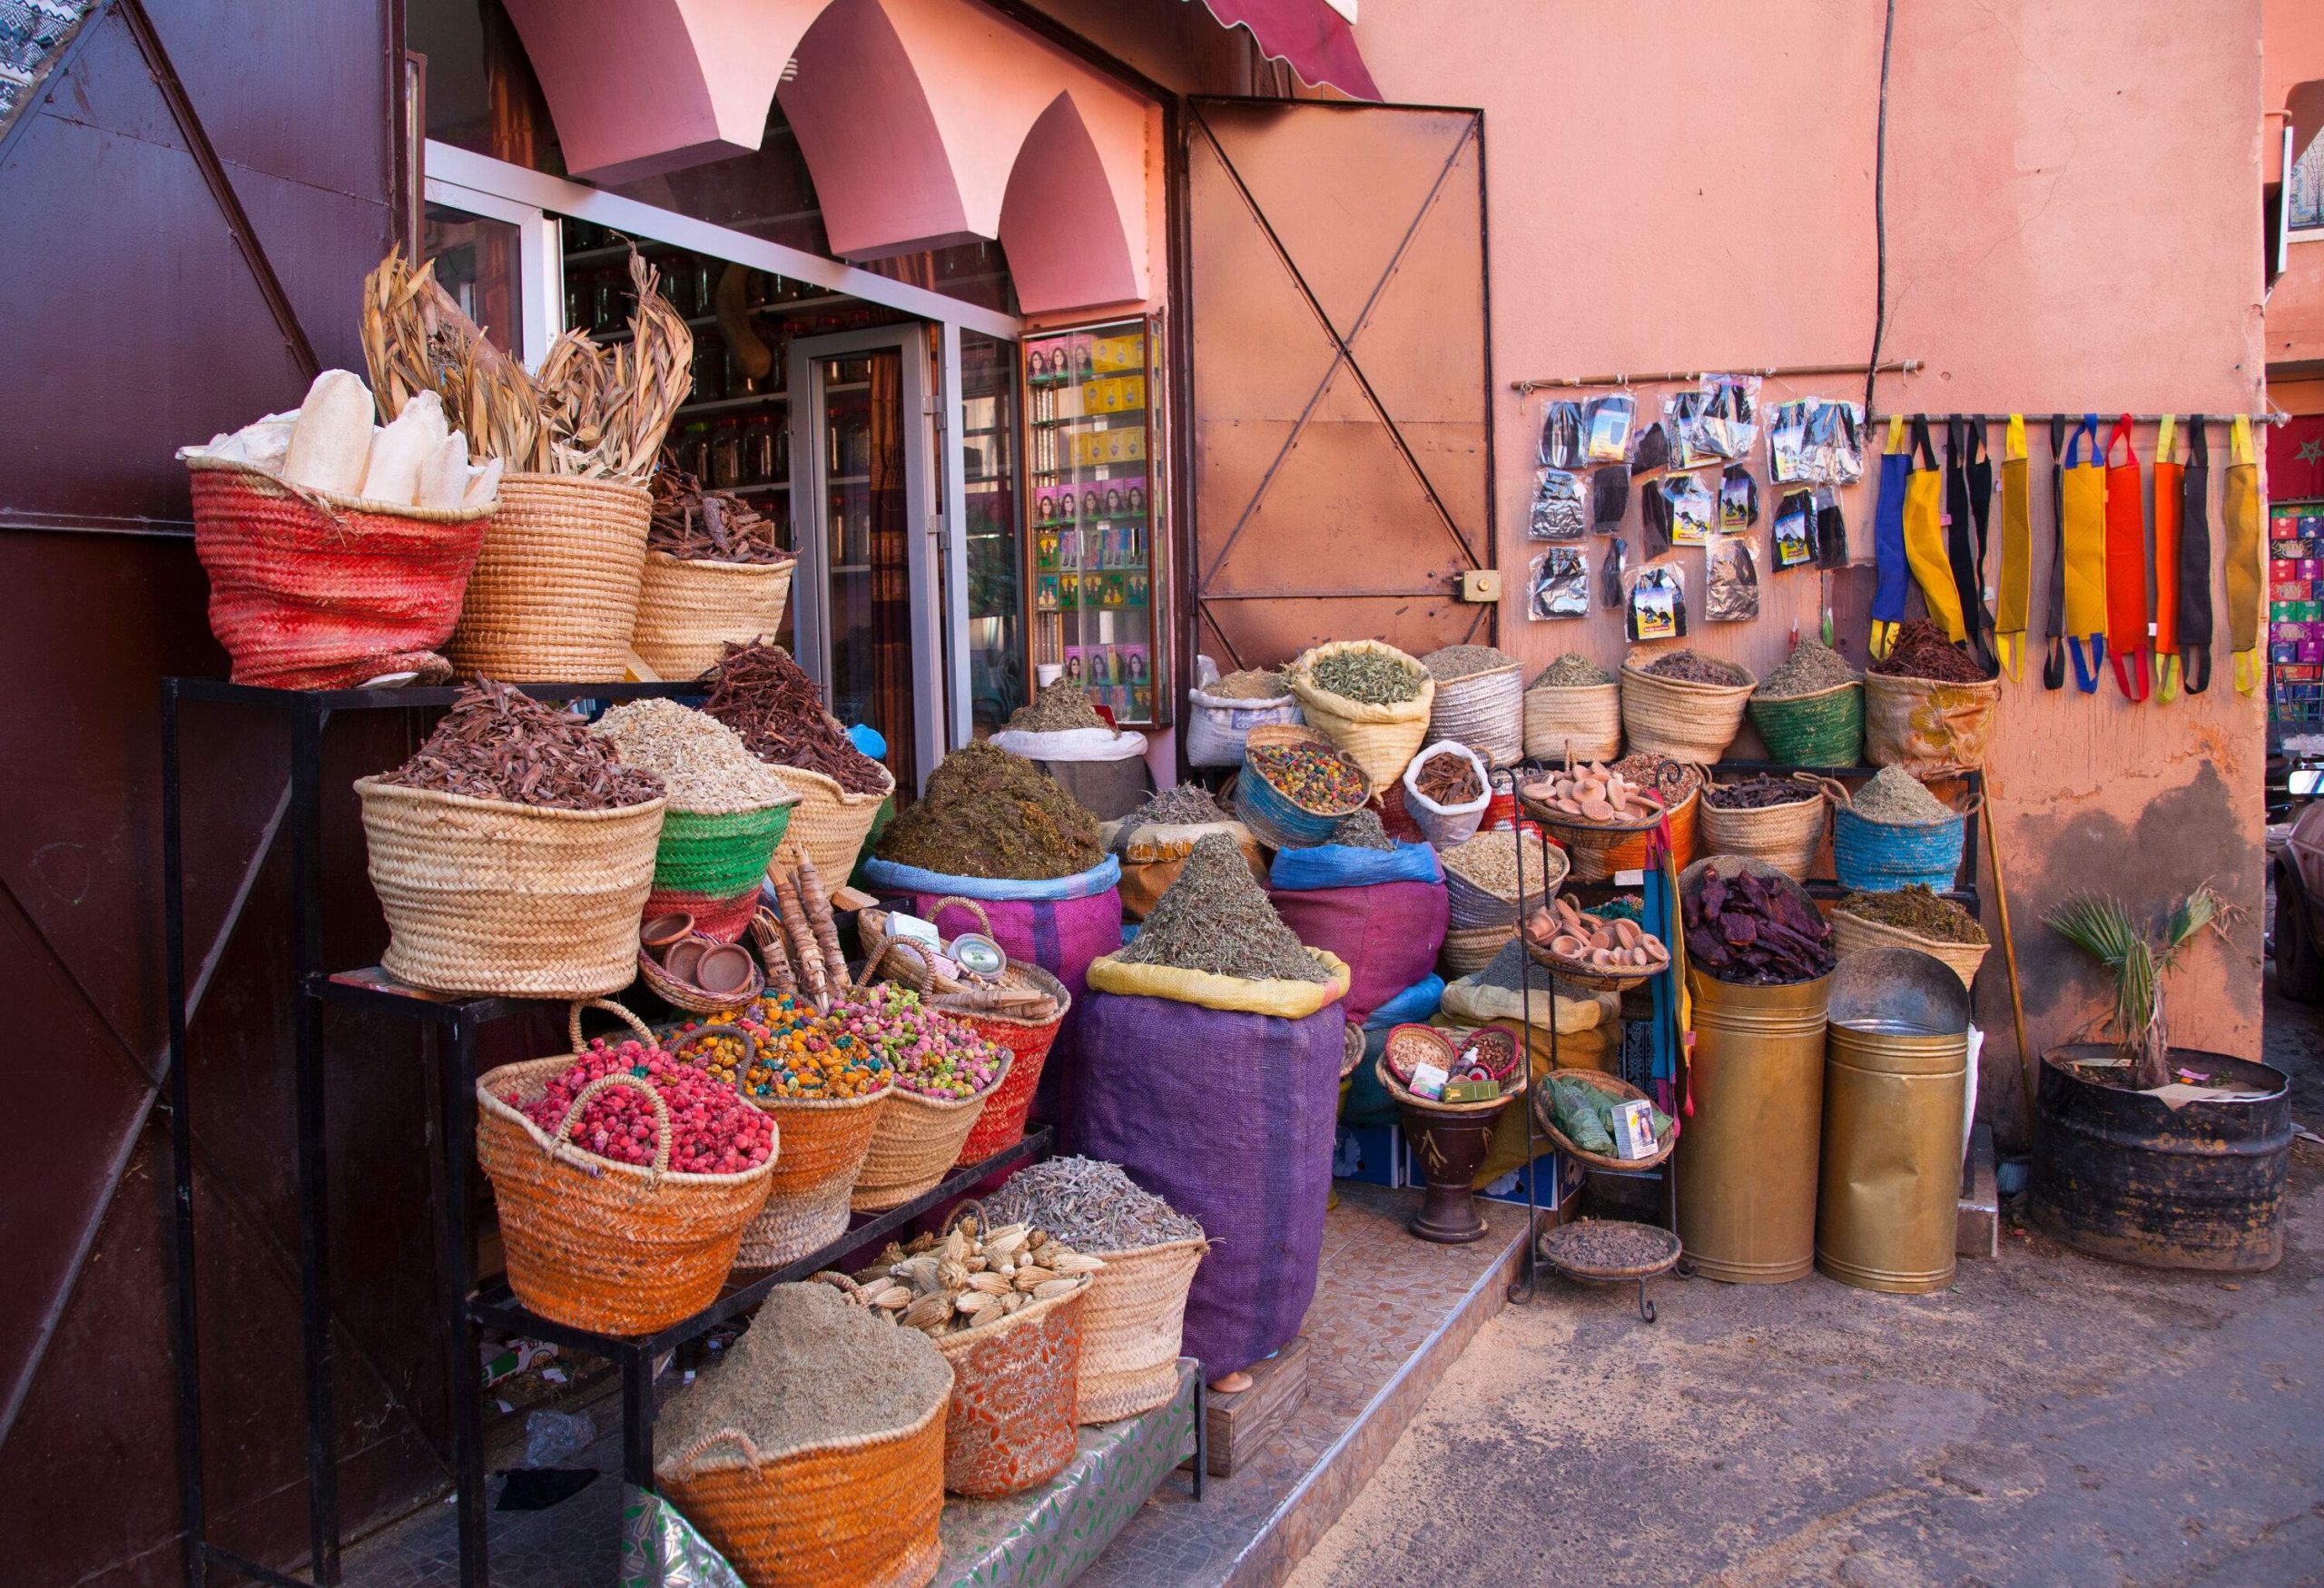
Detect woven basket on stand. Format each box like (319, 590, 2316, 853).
(1075, 1236, 1207, 1424)
(475, 1001, 775, 1334)
(356, 777, 665, 997)
(1288, 640, 1436, 788)
(654, 1395, 950, 1588)
(1828, 908, 1989, 993)
(1234, 723, 1371, 847)
(1440, 922, 1516, 977)
(1747, 679, 1863, 767)
(1807, 776, 1974, 894)
(1522, 678, 1622, 764)
(185, 457, 490, 689)
(1524, 759, 1702, 882)
(1697, 782, 1827, 881)
(1531, 1067, 1675, 1172)
(644, 796, 798, 946)
(769, 740, 895, 885)
(933, 1267, 1091, 1496)
(851, 1051, 1009, 1212)
(937, 971, 1071, 1166)
(631, 551, 797, 682)
(727, 1069, 891, 1271)
(447, 472, 652, 682)
(1619, 659, 1757, 763)
(1426, 658, 1523, 766)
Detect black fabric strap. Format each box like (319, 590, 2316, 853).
(1945, 417, 1995, 668)
(2180, 415, 2214, 692)
(2043, 414, 2068, 689)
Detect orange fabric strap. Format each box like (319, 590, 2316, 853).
(2102, 414, 2149, 702)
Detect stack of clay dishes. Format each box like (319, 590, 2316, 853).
(1522, 895, 1670, 992)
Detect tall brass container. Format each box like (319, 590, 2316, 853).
(1677, 966, 1834, 1283)
(1817, 949, 1971, 1294)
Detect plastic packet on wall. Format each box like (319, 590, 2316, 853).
(1705, 533, 1760, 621)
(1772, 488, 1817, 569)
(1528, 467, 1589, 539)
(1699, 373, 1761, 459)
(1539, 400, 1587, 469)
(1719, 463, 1759, 530)
(1584, 393, 1636, 463)
(1626, 563, 1688, 642)
(1666, 472, 1715, 547)
(1600, 535, 1630, 608)
(1807, 399, 1866, 484)
(1814, 485, 1850, 569)
(1592, 464, 1631, 532)
(1631, 419, 1672, 476)
(1664, 391, 1719, 469)
(1528, 546, 1590, 618)
(1768, 399, 1812, 484)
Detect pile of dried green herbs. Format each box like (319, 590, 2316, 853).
(1837, 884, 1985, 944)
(873, 741, 1103, 880)
(1116, 833, 1328, 981)
(1306, 647, 1425, 705)
(1006, 681, 1109, 733)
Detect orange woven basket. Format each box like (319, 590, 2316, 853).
(933, 1278, 1090, 1496)
(940, 962, 1071, 1166)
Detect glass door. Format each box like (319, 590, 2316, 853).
(790, 327, 941, 796)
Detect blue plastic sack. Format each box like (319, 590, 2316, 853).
(858, 853, 1121, 902)
(1364, 973, 1445, 1031)
(1269, 840, 1443, 892)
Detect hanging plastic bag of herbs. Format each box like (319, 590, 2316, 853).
(1666, 472, 1715, 547)
(1705, 533, 1760, 622)
(1539, 400, 1587, 469)
(1627, 563, 1688, 642)
(1529, 466, 1589, 540)
(1528, 547, 1590, 619)
(1807, 399, 1866, 484)
(1768, 399, 1813, 485)
(1592, 463, 1631, 533)
(1664, 390, 1718, 469)
(1814, 484, 1851, 569)
(1772, 488, 1817, 570)
(1699, 373, 1761, 459)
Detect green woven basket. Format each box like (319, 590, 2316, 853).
(1747, 679, 1863, 768)
(654, 802, 795, 896)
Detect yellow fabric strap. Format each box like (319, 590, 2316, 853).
(2223, 434, 2262, 690)
(1902, 461, 1964, 639)
(2061, 456, 2108, 640)
(2004, 414, 2027, 462)
(1886, 414, 1906, 453)
(2156, 414, 2177, 461)
(2230, 415, 2255, 467)
(2156, 652, 2181, 704)
(1994, 429, 2033, 675)
(1870, 620, 1898, 661)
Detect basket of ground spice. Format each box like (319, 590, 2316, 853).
(1235, 723, 1373, 847)
(1187, 666, 1302, 767)
(357, 679, 667, 996)
(630, 469, 797, 681)
(1421, 644, 1523, 766)
(1698, 773, 1827, 882)
(1401, 740, 1492, 846)
(984, 1157, 1209, 1424)
(1829, 884, 1990, 991)
(990, 682, 1153, 821)
(1620, 648, 1757, 764)
(869, 741, 1108, 884)
(1748, 637, 1864, 768)
(590, 700, 800, 943)
(654, 1280, 951, 1588)
(1287, 640, 1436, 788)
(1524, 653, 1623, 764)
(1811, 766, 1972, 893)
(703, 641, 896, 884)
(1865, 618, 2002, 776)
(1101, 782, 1265, 921)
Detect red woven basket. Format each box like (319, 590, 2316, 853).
(944, 962, 1072, 1167)
(188, 458, 490, 690)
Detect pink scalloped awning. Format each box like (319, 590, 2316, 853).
(1194, 0, 1379, 100)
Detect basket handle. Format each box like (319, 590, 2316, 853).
(809, 1269, 868, 1303)
(1794, 773, 1854, 809)
(670, 1425, 767, 1473)
(549, 1070, 673, 1180)
(665, 1022, 762, 1101)
(567, 998, 655, 1055)
(940, 1198, 990, 1240)
(926, 896, 996, 940)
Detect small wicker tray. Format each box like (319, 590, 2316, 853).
(1531, 1067, 1674, 1171)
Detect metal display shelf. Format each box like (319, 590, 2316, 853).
(160, 678, 1060, 1588)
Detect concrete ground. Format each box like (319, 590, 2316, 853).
(1289, 990, 2324, 1588)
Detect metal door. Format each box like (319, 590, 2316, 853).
(1184, 97, 1493, 668)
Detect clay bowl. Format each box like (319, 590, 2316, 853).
(663, 938, 709, 984)
(694, 943, 758, 998)
(642, 912, 695, 952)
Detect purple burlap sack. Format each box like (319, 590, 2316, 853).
(1267, 881, 1448, 1025)
(1068, 989, 1345, 1376)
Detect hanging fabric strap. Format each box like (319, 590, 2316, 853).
(2152, 416, 2184, 702)
(1995, 415, 2033, 679)
(2225, 414, 2263, 694)
(1870, 414, 1912, 658)
(1903, 417, 1964, 640)
(2043, 416, 2069, 689)
(2179, 417, 2214, 695)
(1945, 417, 1997, 670)
(2102, 414, 2150, 703)
(2059, 414, 2109, 693)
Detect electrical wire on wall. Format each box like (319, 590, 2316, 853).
(1830, 0, 1899, 645)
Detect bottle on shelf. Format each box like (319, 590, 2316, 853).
(710, 417, 744, 488)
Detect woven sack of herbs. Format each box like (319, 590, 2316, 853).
(1287, 639, 1436, 788)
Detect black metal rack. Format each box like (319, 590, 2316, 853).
(160, 678, 1056, 1588)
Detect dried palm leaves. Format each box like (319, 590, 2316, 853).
(361, 248, 693, 486)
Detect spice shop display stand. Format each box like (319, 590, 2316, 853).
(159, 680, 1089, 1588)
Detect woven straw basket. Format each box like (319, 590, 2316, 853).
(186, 457, 489, 690)
(1748, 679, 1863, 767)
(934, 1277, 1089, 1497)
(1620, 659, 1758, 763)
(1531, 1067, 1675, 1172)
(1441, 921, 1516, 977)
(475, 1007, 776, 1334)
(631, 551, 797, 682)
(732, 1084, 891, 1270)
(771, 737, 895, 884)
(1522, 680, 1622, 764)
(1698, 786, 1827, 881)
(356, 777, 664, 997)
(1289, 640, 1436, 788)
(1076, 1237, 1206, 1424)
(940, 963, 1072, 1167)
(1828, 909, 1989, 993)
(655, 1394, 949, 1588)
(447, 472, 652, 682)
(1427, 660, 1523, 766)
(852, 1052, 1009, 1212)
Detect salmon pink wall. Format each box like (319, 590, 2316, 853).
(1349, 0, 2270, 1137)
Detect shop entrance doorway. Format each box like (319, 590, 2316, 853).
(789, 325, 943, 797)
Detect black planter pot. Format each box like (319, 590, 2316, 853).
(2028, 1045, 2291, 1272)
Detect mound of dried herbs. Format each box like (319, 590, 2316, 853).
(1837, 884, 1985, 944)
(702, 642, 891, 794)
(874, 741, 1103, 880)
(1532, 653, 1615, 688)
(1331, 809, 1397, 850)
(380, 678, 664, 810)
(1306, 647, 1425, 705)
(1117, 833, 1328, 982)
(1757, 638, 1857, 698)
(1870, 619, 1992, 684)
(1006, 680, 1109, 733)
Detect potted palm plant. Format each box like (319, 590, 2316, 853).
(2028, 888, 2291, 1271)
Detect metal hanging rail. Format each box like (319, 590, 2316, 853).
(1512, 360, 1923, 394)
(1869, 409, 2291, 427)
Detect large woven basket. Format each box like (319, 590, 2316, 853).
(1235, 723, 1371, 847)
(732, 1083, 891, 1270)
(1441, 921, 1517, 977)
(641, 882, 763, 945)
(934, 1277, 1090, 1496)
(1289, 640, 1436, 788)
(851, 1052, 1010, 1212)
(356, 777, 664, 997)
(632, 550, 797, 682)
(1697, 785, 1826, 881)
(1828, 802, 1968, 893)
(1748, 679, 1863, 767)
(1620, 659, 1757, 763)
(1864, 672, 2001, 776)
(475, 1011, 775, 1334)
(1427, 660, 1523, 766)
(655, 1394, 949, 1588)
(1076, 1237, 1207, 1424)
(186, 457, 490, 689)
(1828, 907, 1989, 993)
(938, 963, 1072, 1166)
(447, 472, 652, 682)
(769, 741, 895, 885)
(656, 800, 798, 900)
(1522, 679, 1622, 764)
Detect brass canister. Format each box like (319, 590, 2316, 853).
(1676, 966, 1834, 1283)
(1817, 948, 1970, 1293)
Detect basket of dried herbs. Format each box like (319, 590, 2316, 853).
(1828, 884, 1989, 991)
(1698, 773, 1827, 882)
(631, 469, 796, 682)
(1422, 644, 1523, 767)
(1523, 653, 1623, 764)
(1187, 666, 1302, 767)
(1810, 767, 1971, 894)
(703, 641, 896, 884)
(1747, 638, 1863, 768)
(1287, 640, 1436, 788)
(1620, 649, 1758, 764)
